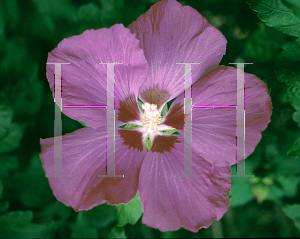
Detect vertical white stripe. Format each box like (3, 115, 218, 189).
(47, 62, 70, 177)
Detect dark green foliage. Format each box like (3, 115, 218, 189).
(247, 0, 300, 37)
(283, 204, 300, 232)
(0, 0, 300, 237)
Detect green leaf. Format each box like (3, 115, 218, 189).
(86, 203, 117, 229)
(11, 203, 70, 239)
(275, 60, 300, 87)
(78, 3, 101, 23)
(137, 98, 144, 112)
(272, 154, 300, 172)
(71, 212, 98, 238)
(159, 129, 179, 135)
(144, 136, 152, 151)
(0, 105, 23, 154)
(274, 48, 300, 126)
(160, 103, 168, 118)
(13, 63, 43, 117)
(229, 164, 255, 207)
(282, 0, 300, 20)
(282, 204, 300, 232)
(288, 85, 300, 111)
(292, 111, 300, 127)
(0, 38, 28, 78)
(98, 0, 125, 27)
(0, 201, 10, 214)
(243, 23, 283, 63)
(19, 10, 55, 40)
(79, 121, 88, 127)
(229, 177, 254, 207)
(0, 0, 19, 30)
(0, 122, 24, 154)
(106, 227, 127, 238)
(0, 211, 56, 238)
(287, 137, 300, 158)
(0, 155, 18, 178)
(0, 179, 3, 199)
(280, 38, 300, 62)
(116, 191, 143, 227)
(1, 39, 43, 117)
(0, 105, 13, 125)
(272, 175, 298, 198)
(6, 153, 53, 208)
(247, 0, 300, 37)
(31, 0, 78, 22)
(123, 123, 141, 130)
(287, 85, 300, 126)
(34, 201, 71, 230)
(166, 98, 176, 109)
(0, 23, 5, 56)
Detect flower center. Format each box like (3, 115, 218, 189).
(141, 103, 162, 132)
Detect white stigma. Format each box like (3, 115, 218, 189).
(141, 103, 162, 132)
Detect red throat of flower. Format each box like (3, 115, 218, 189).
(117, 86, 184, 153)
(140, 85, 171, 110)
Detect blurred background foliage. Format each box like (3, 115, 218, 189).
(0, 0, 300, 237)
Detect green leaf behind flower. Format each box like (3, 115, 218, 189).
(0, 105, 24, 154)
(274, 37, 300, 127)
(137, 98, 144, 112)
(0, 180, 3, 199)
(144, 136, 152, 151)
(79, 121, 88, 127)
(280, 38, 300, 62)
(122, 123, 141, 130)
(106, 227, 127, 238)
(247, 0, 300, 37)
(243, 23, 283, 63)
(282, 204, 300, 233)
(0, 211, 56, 238)
(282, 0, 300, 20)
(116, 191, 143, 227)
(5, 154, 53, 208)
(86, 203, 117, 229)
(160, 103, 168, 118)
(71, 211, 98, 238)
(159, 129, 180, 135)
(287, 137, 300, 158)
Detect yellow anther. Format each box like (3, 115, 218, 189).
(141, 103, 161, 132)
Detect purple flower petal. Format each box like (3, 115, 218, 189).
(139, 134, 231, 232)
(46, 24, 148, 129)
(40, 0, 273, 232)
(40, 127, 147, 211)
(128, 0, 226, 100)
(167, 66, 272, 166)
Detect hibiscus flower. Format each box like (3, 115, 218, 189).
(40, 0, 272, 232)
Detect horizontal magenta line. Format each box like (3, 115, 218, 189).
(98, 62, 123, 64)
(193, 105, 237, 108)
(62, 105, 106, 108)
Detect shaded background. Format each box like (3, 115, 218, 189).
(0, 0, 300, 237)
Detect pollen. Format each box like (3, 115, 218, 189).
(141, 103, 161, 132)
